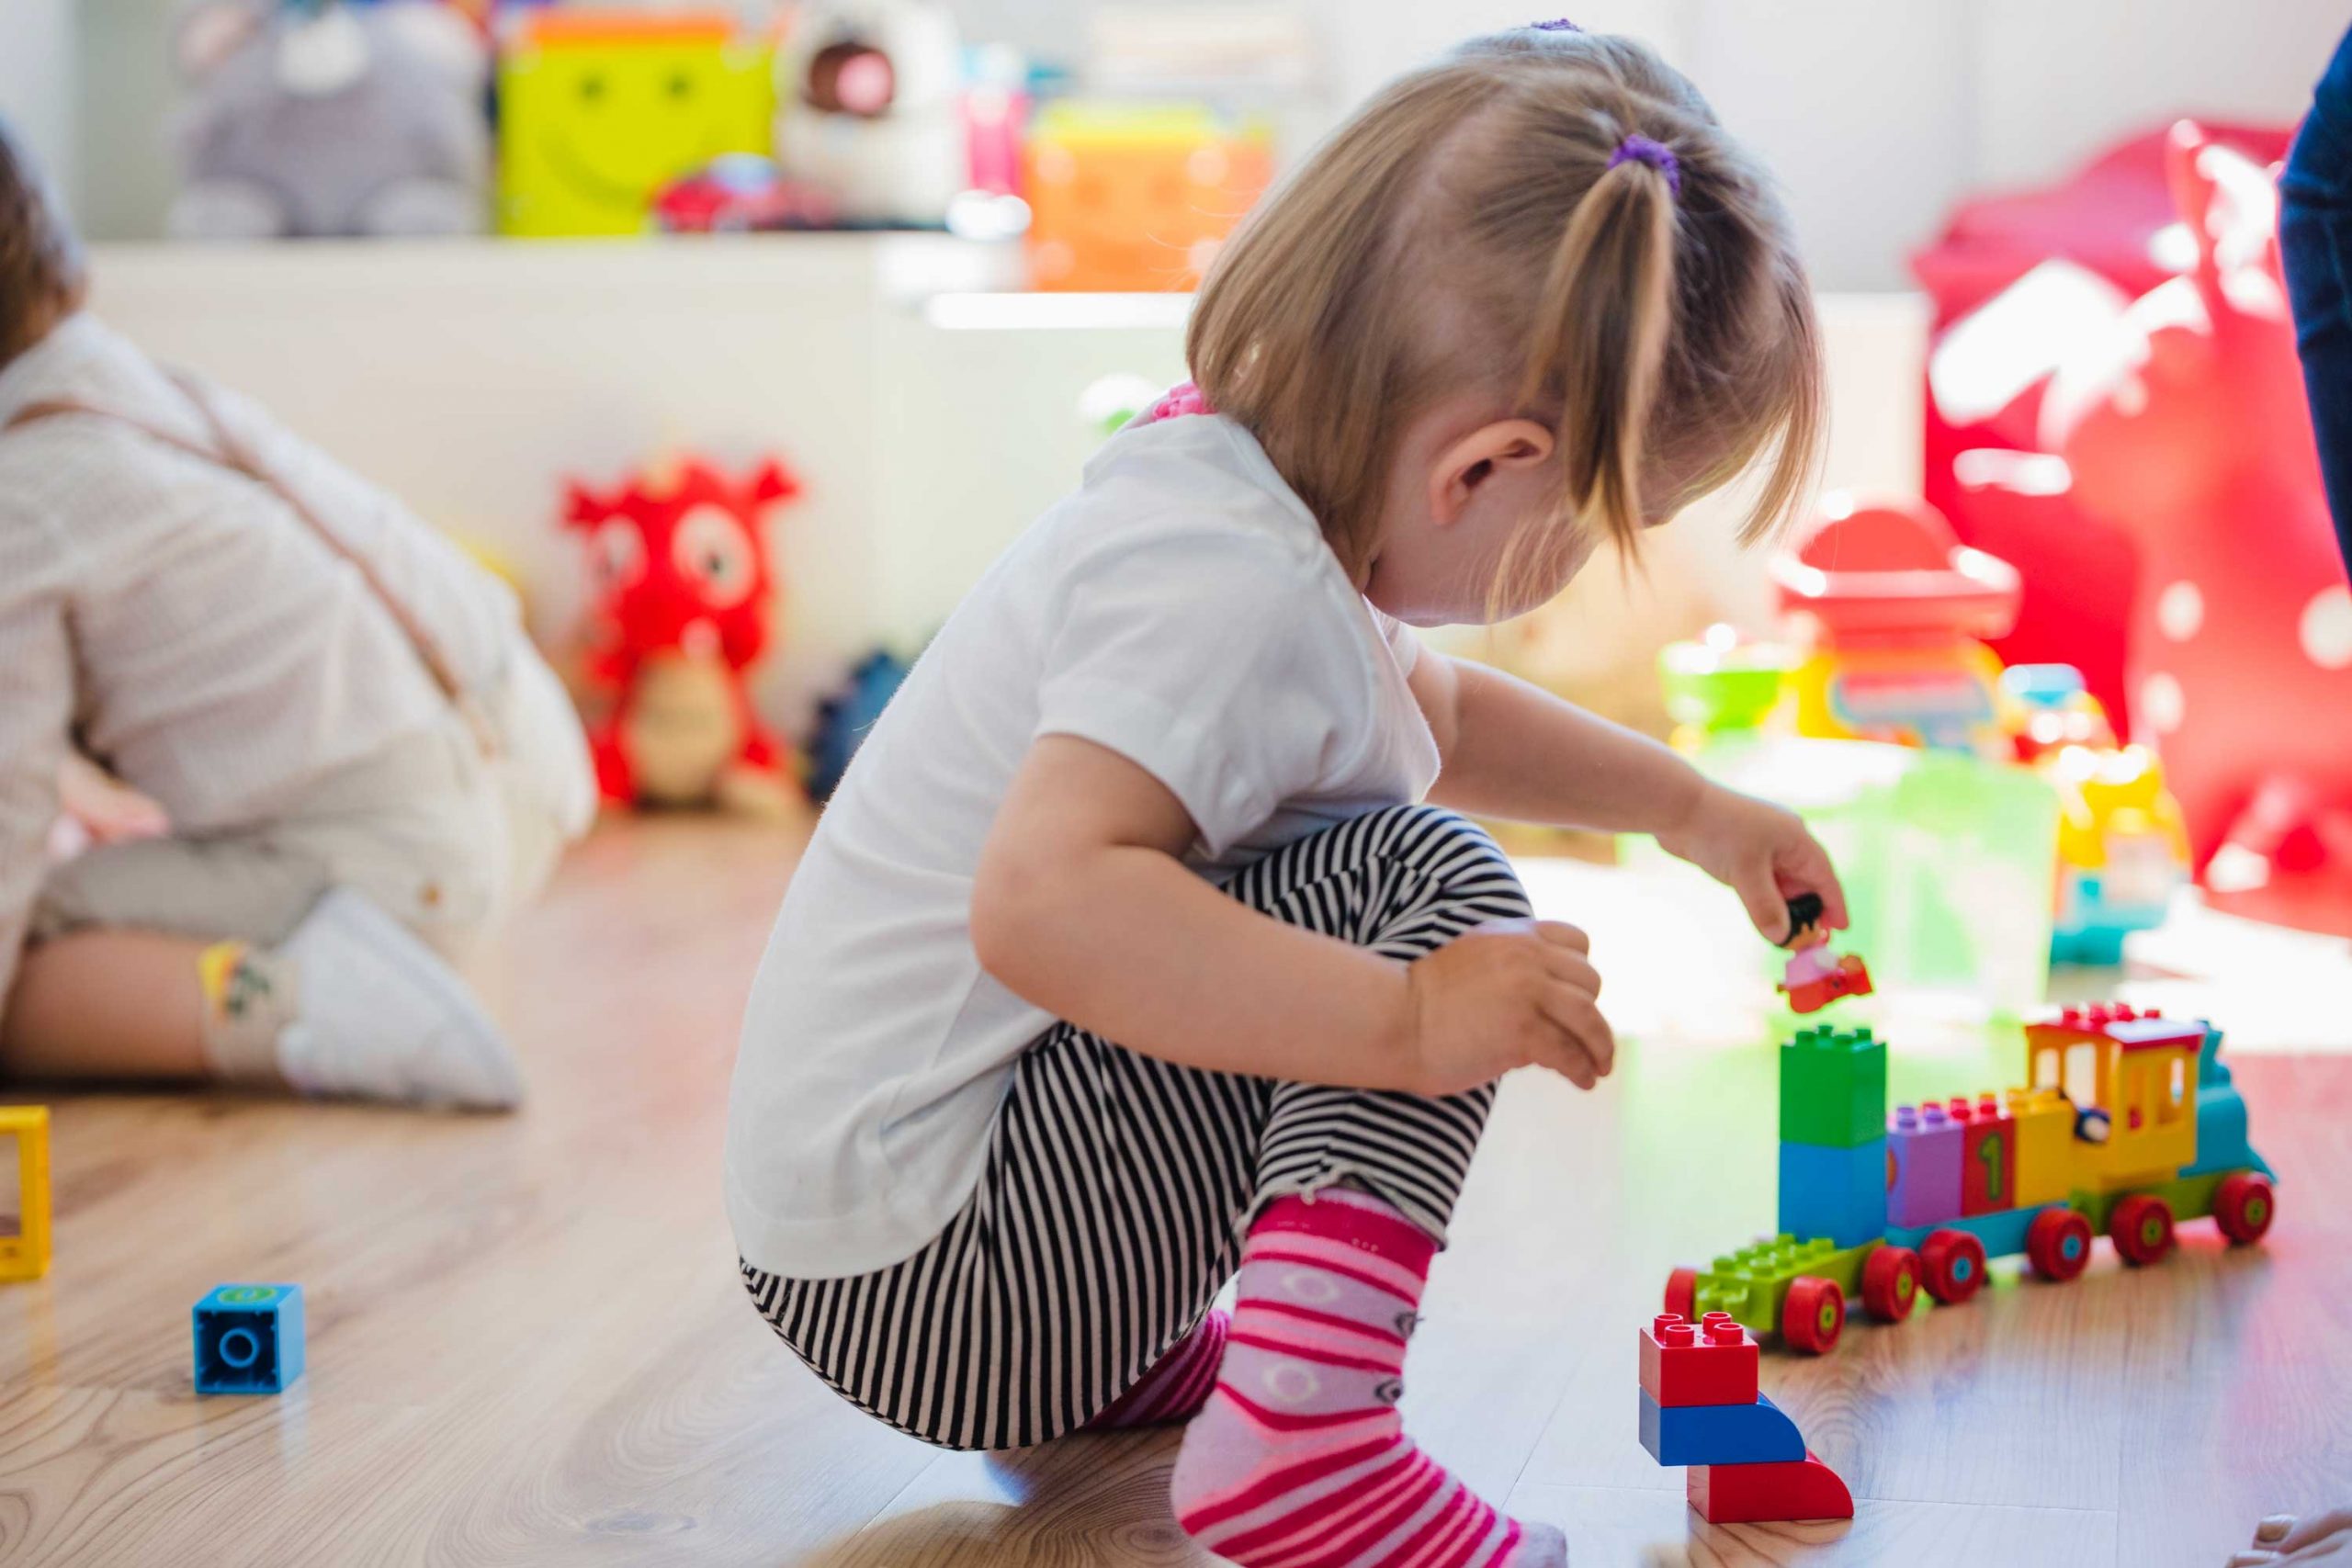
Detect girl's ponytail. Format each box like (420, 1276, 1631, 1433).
(1521, 133, 1681, 555)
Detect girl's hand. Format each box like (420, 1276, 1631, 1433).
(1657, 782, 1849, 946)
(1401, 919, 1613, 1096)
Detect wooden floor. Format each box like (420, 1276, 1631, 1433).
(2, 818, 2347, 1567)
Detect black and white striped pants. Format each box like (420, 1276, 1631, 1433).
(741, 805, 1532, 1450)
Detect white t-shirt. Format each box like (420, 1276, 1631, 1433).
(724, 411, 1442, 1279)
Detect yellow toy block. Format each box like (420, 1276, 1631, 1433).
(0, 1105, 51, 1283)
(2003, 1087, 2077, 1209)
(497, 11, 775, 238)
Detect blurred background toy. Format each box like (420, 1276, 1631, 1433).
(2041, 125, 2352, 931)
(565, 454, 803, 817)
(1023, 102, 1271, 291)
(1770, 493, 2020, 758)
(496, 8, 774, 238)
(2001, 666, 2189, 964)
(167, 0, 491, 239)
(653, 152, 837, 232)
(805, 647, 913, 802)
(774, 0, 965, 228)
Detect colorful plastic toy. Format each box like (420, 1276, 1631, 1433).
(193, 1283, 306, 1394)
(497, 10, 775, 237)
(1023, 102, 1272, 292)
(0, 1105, 51, 1283)
(1775, 893, 1872, 1015)
(1636, 1312, 1855, 1526)
(1772, 492, 2022, 758)
(565, 455, 804, 816)
(1667, 1003, 2273, 1355)
(2001, 665, 2189, 964)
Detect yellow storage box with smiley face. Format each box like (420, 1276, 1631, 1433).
(498, 11, 775, 237)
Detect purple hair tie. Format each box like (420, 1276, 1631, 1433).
(1607, 133, 1681, 197)
(1531, 17, 1582, 29)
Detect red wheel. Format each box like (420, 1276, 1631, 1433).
(1664, 1267, 1699, 1321)
(2213, 1173, 2276, 1246)
(1861, 1246, 1921, 1321)
(1781, 1275, 1845, 1354)
(2026, 1207, 2095, 1281)
(1920, 1228, 1988, 1303)
(2109, 1193, 2177, 1265)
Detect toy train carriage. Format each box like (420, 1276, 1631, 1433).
(1665, 1006, 2276, 1354)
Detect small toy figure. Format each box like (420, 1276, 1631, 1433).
(1776, 892, 1872, 1013)
(564, 455, 804, 817)
(775, 0, 967, 227)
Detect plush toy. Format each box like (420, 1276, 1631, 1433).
(2041, 124, 2352, 924)
(168, 0, 490, 239)
(565, 456, 804, 818)
(775, 0, 966, 226)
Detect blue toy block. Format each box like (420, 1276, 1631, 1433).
(1637, 1388, 1807, 1467)
(1777, 1135, 1888, 1249)
(1887, 1103, 1964, 1226)
(193, 1283, 305, 1394)
(2183, 1026, 2277, 1180)
(1885, 1202, 2057, 1260)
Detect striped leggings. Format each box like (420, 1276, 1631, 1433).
(741, 805, 1532, 1450)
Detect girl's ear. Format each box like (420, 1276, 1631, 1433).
(1428, 418, 1555, 526)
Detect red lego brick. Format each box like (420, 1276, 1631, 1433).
(1957, 1093, 2018, 1216)
(1687, 1450, 1855, 1524)
(1639, 1312, 1759, 1409)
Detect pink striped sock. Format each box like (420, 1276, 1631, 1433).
(1169, 1190, 1565, 1568)
(1084, 1309, 1230, 1429)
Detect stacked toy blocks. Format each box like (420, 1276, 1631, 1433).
(1638, 1312, 1853, 1524)
(1777, 1027, 1889, 1248)
(0, 1105, 51, 1283)
(193, 1283, 306, 1394)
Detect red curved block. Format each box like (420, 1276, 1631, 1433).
(1687, 1451, 1854, 1525)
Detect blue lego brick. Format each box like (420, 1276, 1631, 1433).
(1777, 1136, 1889, 1249)
(193, 1283, 305, 1394)
(1884, 1203, 2058, 1260)
(1638, 1388, 1807, 1467)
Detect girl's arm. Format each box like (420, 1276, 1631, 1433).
(970, 734, 1612, 1097)
(1411, 652, 1847, 942)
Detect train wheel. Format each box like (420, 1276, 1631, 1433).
(2026, 1208, 2094, 1281)
(1920, 1228, 1988, 1304)
(1664, 1267, 1699, 1320)
(1861, 1246, 1921, 1321)
(2109, 1193, 2177, 1265)
(1781, 1275, 1845, 1354)
(2213, 1173, 2276, 1246)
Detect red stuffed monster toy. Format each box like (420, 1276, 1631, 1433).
(565, 455, 804, 817)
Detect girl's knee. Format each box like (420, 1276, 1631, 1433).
(1361, 805, 1530, 918)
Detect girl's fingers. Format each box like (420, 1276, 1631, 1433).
(1737, 862, 1792, 943)
(1539, 946, 1602, 999)
(2277, 1510, 2352, 1553)
(1535, 919, 1590, 953)
(1536, 983, 1614, 1078)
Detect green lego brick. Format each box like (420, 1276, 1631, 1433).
(1778, 1025, 1888, 1148)
(1692, 1234, 1879, 1337)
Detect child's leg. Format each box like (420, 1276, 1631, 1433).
(742, 805, 1558, 1561)
(4, 736, 522, 1106)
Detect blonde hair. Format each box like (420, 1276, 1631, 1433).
(1187, 26, 1823, 592)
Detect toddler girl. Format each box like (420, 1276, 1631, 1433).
(728, 23, 1842, 1563)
